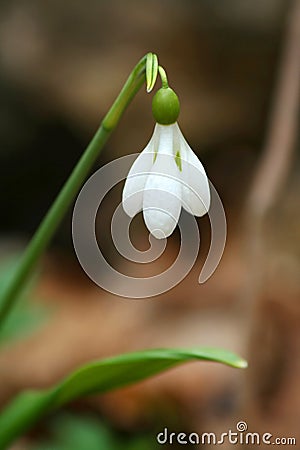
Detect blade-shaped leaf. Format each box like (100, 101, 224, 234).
(0, 347, 247, 448)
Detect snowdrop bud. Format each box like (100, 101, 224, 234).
(152, 87, 180, 125)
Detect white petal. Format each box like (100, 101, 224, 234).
(122, 126, 159, 217)
(175, 123, 210, 216)
(153, 123, 176, 154)
(143, 125, 182, 238)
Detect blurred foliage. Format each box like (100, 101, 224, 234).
(0, 258, 50, 344)
(33, 413, 159, 450)
(34, 414, 120, 450)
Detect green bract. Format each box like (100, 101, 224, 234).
(152, 87, 180, 125)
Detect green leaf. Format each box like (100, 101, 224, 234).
(0, 347, 247, 448)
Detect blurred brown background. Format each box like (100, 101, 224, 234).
(0, 0, 299, 448)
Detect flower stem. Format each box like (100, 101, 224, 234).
(158, 66, 169, 88)
(0, 53, 150, 326)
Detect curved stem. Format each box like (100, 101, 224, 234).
(0, 54, 149, 325)
(158, 66, 169, 88)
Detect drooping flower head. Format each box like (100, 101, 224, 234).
(122, 83, 210, 239)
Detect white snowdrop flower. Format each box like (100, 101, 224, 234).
(122, 86, 210, 239)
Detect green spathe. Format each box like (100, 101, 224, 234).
(152, 87, 180, 125)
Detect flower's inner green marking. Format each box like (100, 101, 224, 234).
(175, 150, 182, 171)
(153, 149, 158, 163)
